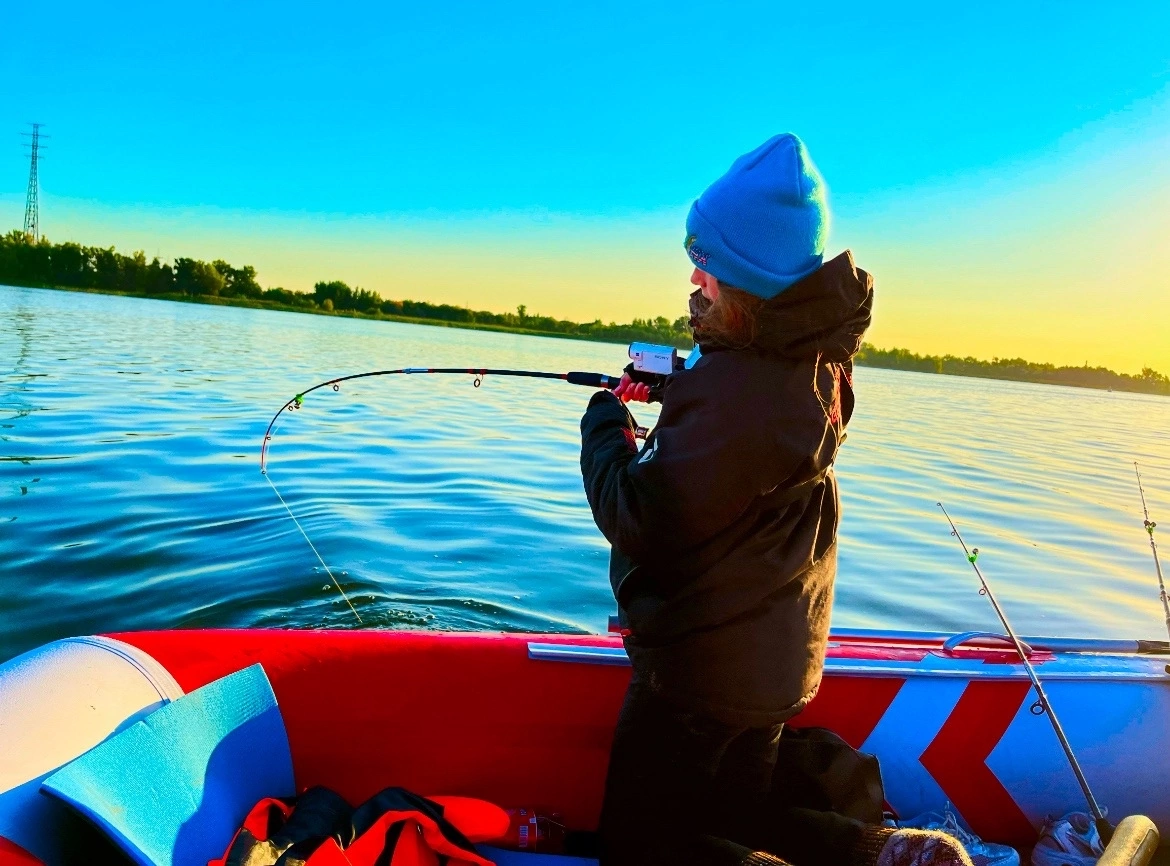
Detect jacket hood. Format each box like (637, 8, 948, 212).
(693, 251, 873, 363)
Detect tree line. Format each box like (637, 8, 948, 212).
(310, 278, 692, 347)
(1, 230, 1166, 395)
(0, 231, 692, 347)
(855, 343, 1170, 396)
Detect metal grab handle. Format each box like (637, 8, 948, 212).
(942, 631, 1034, 657)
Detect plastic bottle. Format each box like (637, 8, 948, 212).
(501, 808, 566, 853)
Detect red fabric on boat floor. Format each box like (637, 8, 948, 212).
(109, 630, 912, 836)
(111, 631, 630, 831)
(216, 788, 500, 866)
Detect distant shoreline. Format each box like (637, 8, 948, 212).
(10, 281, 683, 347)
(8, 280, 1168, 398)
(2, 229, 1166, 397)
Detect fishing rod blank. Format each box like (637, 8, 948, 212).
(937, 503, 1112, 841)
(1134, 462, 1169, 642)
(259, 366, 621, 623)
(260, 367, 620, 472)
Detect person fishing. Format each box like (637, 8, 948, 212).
(580, 134, 970, 866)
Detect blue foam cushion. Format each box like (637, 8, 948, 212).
(42, 663, 295, 866)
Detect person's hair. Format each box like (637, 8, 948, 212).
(694, 281, 766, 348)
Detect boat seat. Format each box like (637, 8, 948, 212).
(0, 636, 184, 865)
(42, 664, 293, 866)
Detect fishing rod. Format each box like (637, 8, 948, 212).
(260, 367, 622, 473)
(937, 503, 1112, 841)
(259, 366, 623, 623)
(1134, 462, 1169, 642)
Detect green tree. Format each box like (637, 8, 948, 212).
(143, 258, 174, 294)
(352, 287, 382, 312)
(1140, 368, 1170, 388)
(232, 265, 262, 298)
(122, 251, 148, 293)
(49, 242, 90, 288)
(212, 260, 263, 298)
(92, 246, 122, 290)
(174, 258, 225, 296)
(314, 280, 354, 309)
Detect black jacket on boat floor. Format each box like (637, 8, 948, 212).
(580, 251, 873, 726)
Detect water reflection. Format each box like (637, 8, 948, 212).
(0, 284, 1167, 663)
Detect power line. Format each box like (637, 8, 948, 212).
(21, 123, 47, 242)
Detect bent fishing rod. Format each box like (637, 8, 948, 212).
(937, 503, 1112, 841)
(260, 367, 622, 473)
(259, 365, 624, 624)
(1134, 462, 1168, 642)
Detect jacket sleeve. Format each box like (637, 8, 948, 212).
(580, 359, 823, 565)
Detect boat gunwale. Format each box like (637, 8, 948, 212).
(528, 636, 1170, 682)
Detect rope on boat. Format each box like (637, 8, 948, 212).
(937, 503, 1113, 841)
(259, 367, 620, 623)
(1134, 462, 1169, 642)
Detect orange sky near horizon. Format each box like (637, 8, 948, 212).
(5, 96, 1169, 376)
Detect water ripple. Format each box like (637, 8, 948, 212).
(1, 284, 1168, 662)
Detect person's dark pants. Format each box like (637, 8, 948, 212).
(599, 676, 868, 866)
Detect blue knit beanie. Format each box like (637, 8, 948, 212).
(685, 133, 828, 299)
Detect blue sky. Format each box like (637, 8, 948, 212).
(3, 1, 1169, 370)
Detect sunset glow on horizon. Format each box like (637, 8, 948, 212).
(3, 1, 1168, 374)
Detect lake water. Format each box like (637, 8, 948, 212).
(2, 284, 1168, 663)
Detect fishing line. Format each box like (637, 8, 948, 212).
(265, 471, 363, 624)
(260, 366, 622, 622)
(937, 502, 1112, 840)
(1134, 462, 1168, 642)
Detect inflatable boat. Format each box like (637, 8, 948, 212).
(2, 627, 1168, 864)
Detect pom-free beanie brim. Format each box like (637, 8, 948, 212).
(684, 133, 828, 300)
(686, 202, 822, 300)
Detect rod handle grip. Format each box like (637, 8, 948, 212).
(567, 371, 620, 389)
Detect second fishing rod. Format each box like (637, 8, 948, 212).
(938, 503, 1113, 843)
